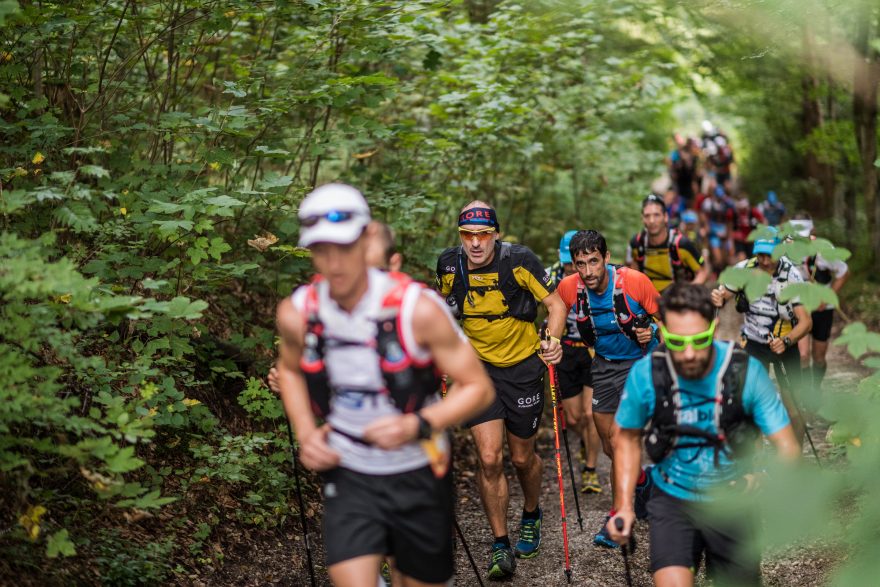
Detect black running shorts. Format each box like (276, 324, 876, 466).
(321, 466, 454, 583)
(468, 353, 545, 438)
(811, 309, 834, 342)
(557, 344, 592, 400)
(590, 355, 637, 414)
(648, 486, 760, 584)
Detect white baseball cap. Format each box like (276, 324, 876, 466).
(297, 183, 371, 247)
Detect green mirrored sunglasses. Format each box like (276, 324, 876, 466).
(660, 321, 716, 351)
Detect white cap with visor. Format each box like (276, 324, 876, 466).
(298, 183, 371, 247)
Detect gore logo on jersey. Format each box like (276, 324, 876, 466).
(445, 265, 456, 273)
(518, 393, 541, 407)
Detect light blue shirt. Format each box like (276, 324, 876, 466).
(615, 340, 790, 501)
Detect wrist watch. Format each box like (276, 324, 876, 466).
(782, 336, 792, 348)
(415, 412, 433, 440)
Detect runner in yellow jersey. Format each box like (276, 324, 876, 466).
(436, 201, 567, 580)
(627, 193, 708, 293)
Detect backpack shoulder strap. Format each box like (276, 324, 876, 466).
(668, 228, 683, 265)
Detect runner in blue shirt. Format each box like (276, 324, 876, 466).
(608, 283, 800, 586)
(556, 229, 660, 547)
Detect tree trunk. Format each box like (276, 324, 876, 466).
(801, 25, 834, 218)
(852, 2, 880, 264)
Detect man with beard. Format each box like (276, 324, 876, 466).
(555, 229, 660, 548)
(436, 201, 566, 580)
(608, 283, 799, 587)
(627, 193, 708, 293)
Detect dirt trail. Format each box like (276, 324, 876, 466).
(449, 303, 860, 586)
(203, 304, 863, 586)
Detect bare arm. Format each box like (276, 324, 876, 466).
(767, 424, 801, 462)
(693, 258, 711, 285)
(362, 292, 494, 448)
(607, 427, 642, 544)
(275, 298, 340, 471)
(540, 290, 567, 364)
(414, 293, 495, 431)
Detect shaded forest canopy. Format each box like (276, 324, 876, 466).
(1, 0, 880, 584)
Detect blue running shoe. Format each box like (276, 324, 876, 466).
(635, 465, 654, 520)
(593, 515, 619, 549)
(487, 542, 516, 580)
(514, 508, 542, 559)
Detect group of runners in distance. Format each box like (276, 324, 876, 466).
(271, 123, 849, 586)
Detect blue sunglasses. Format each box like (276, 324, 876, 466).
(300, 210, 360, 227)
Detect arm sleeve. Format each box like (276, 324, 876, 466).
(512, 249, 556, 301)
(678, 237, 705, 272)
(743, 358, 790, 436)
(615, 359, 654, 429)
(627, 270, 660, 314)
(556, 275, 578, 311)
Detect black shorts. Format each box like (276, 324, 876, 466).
(322, 466, 454, 583)
(811, 309, 834, 342)
(591, 355, 637, 413)
(648, 486, 760, 584)
(557, 343, 592, 400)
(468, 353, 545, 438)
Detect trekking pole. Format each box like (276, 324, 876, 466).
(285, 421, 318, 587)
(559, 409, 585, 531)
(614, 518, 635, 587)
(453, 517, 485, 587)
(774, 359, 823, 467)
(548, 364, 573, 583)
(442, 375, 485, 586)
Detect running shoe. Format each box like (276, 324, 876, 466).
(487, 542, 517, 580)
(593, 515, 619, 549)
(635, 465, 654, 520)
(581, 470, 602, 494)
(514, 509, 542, 559)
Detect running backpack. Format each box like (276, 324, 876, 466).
(645, 344, 759, 467)
(573, 265, 647, 347)
(443, 241, 539, 323)
(299, 272, 441, 418)
(631, 228, 684, 270)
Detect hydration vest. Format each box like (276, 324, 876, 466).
(299, 273, 441, 419)
(573, 266, 647, 348)
(734, 256, 797, 317)
(645, 344, 759, 467)
(445, 241, 538, 323)
(632, 228, 684, 270)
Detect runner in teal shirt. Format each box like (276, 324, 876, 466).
(615, 339, 790, 501)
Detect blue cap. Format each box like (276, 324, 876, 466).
(767, 191, 778, 204)
(559, 230, 577, 264)
(681, 210, 698, 224)
(753, 226, 779, 255)
(714, 185, 725, 197)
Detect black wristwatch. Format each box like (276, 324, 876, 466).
(415, 412, 433, 440)
(782, 336, 792, 348)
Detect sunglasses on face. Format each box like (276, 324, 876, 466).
(660, 321, 716, 351)
(458, 228, 496, 241)
(300, 210, 360, 227)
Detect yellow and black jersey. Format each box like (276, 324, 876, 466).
(436, 242, 554, 368)
(627, 229, 704, 293)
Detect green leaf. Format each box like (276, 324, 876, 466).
(165, 297, 209, 320)
(776, 283, 838, 312)
(834, 323, 880, 359)
(46, 529, 77, 558)
(105, 446, 144, 473)
(78, 165, 110, 179)
(718, 267, 772, 302)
